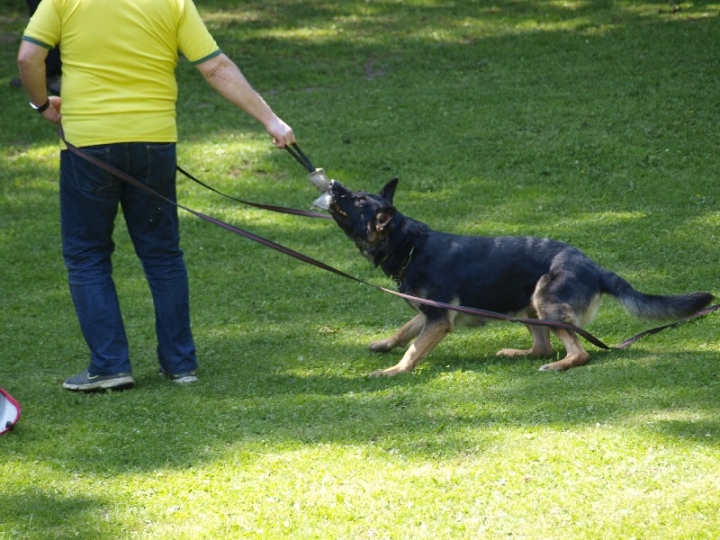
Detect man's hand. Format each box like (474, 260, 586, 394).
(264, 115, 295, 148)
(41, 95, 62, 124)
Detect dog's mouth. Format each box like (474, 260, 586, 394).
(330, 197, 349, 219)
(312, 180, 350, 221)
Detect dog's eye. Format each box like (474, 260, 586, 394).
(353, 196, 366, 207)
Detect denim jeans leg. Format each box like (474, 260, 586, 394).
(60, 148, 131, 376)
(120, 143, 197, 375)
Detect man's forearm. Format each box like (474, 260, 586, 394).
(196, 52, 295, 147)
(18, 40, 50, 107)
(198, 54, 277, 126)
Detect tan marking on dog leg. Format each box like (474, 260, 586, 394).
(369, 313, 425, 352)
(497, 324, 554, 358)
(369, 321, 450, 377)
(538, 328, 591, 371)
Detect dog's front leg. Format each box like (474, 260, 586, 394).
(369, 319, 450, 377)
(369, 313, 426, 352)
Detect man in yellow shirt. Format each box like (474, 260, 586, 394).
(18, 0, 295, 392)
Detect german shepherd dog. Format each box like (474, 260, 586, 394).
(316, 178, 713, 377)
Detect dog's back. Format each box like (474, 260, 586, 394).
(402, 230, 588, 315)
(403, 226, 712, 322)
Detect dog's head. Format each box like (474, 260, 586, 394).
(316, 178, 402, 262)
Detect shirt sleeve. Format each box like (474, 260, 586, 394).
(177, 0, 221, 64)
(22, 0, 61, 49)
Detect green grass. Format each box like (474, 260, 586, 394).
(2, 0, 720, 538)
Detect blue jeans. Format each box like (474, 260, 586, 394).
(60, 142, 197, 376)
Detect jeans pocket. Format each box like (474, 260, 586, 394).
(145, 142, 177, 189)
(69, 145, 120, 195)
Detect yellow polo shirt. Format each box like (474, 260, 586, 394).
(22, 0, 221, 146)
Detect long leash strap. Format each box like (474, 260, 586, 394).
(175, 165, 331, 220)
(614, 302, 720, 349)
(59, 130, 719, 351)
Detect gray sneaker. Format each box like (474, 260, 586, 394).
(63, 370, 135, 392)
(159, 368, 198, 384)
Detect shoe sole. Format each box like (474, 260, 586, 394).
(171, 376, 198, 384)
(63, 376, 135, 392)
(159, 370, 198, 384)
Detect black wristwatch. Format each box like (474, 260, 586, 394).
(30, 99, 50, 114)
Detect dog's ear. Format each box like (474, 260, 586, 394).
(380, 178, 399, 204)
(374, 207, 396, 232)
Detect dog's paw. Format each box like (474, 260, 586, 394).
(497, 348, 533, 358)
(368, 366, 405, 377)
(539, 359, 580, 372)
(539, 353, 590, 372)
(538, 363, 565, 372)
(368, 339, 396, 353)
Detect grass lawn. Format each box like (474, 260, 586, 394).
(1, 0, 719, 538)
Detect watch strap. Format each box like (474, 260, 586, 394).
(30, 99, 50, 114)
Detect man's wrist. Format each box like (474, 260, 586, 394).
(30, 99, 50, 114)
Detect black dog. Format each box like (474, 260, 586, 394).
(317, 178, 713, 377)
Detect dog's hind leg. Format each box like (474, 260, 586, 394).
(496, 323, 554, 358)
(369, 313, 425, 352)
(369, 318, 450, 377)
(538, 328, 590, 371)
(530, 268, 598, 371)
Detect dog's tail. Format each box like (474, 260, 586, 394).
(601, 271, 714, 320)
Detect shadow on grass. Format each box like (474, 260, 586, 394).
(7, 320, 719, 472)
(0, 490, 110, 539)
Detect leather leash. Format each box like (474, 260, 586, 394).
(285, 143, 316, 173)
(176, 165, 331, 220)
(58, 128, 719, 352)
